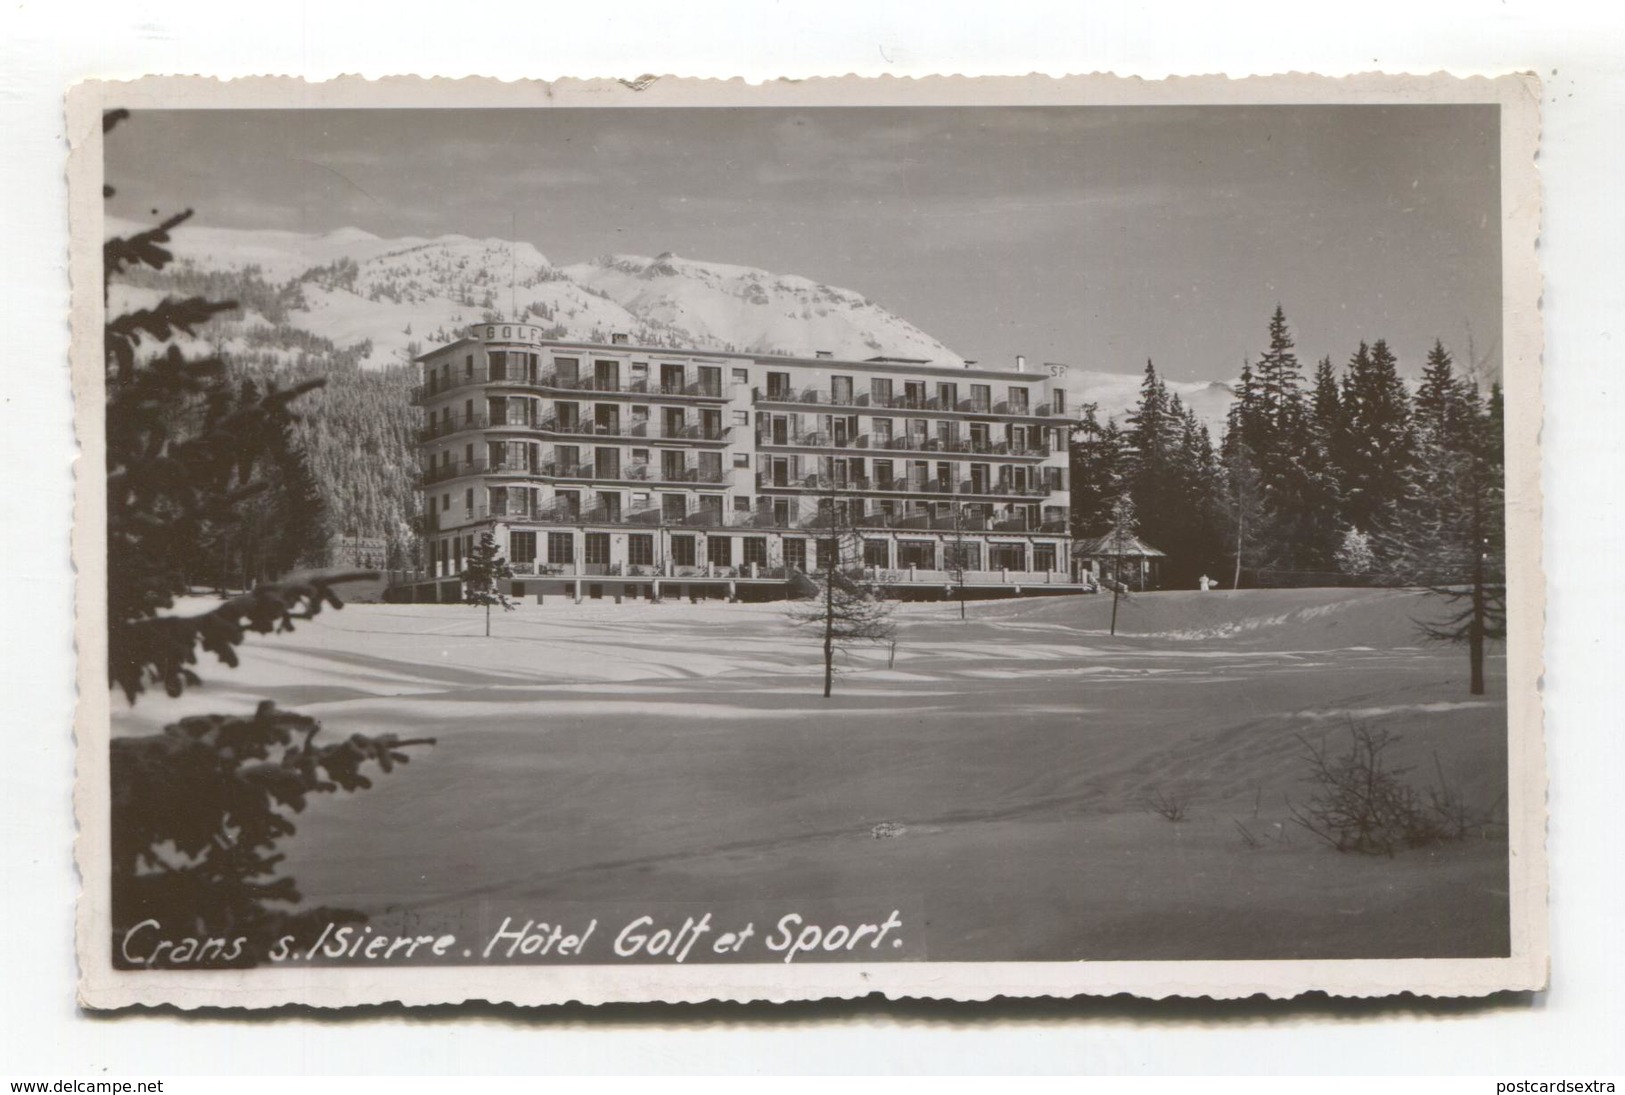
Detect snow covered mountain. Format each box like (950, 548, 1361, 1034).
(105, 219, 964, 370)
(563, 252, 962, 364)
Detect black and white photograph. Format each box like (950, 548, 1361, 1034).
(71, 74, 1545, 1007)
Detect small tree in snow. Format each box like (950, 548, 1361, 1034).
(461, 530, 515, 636)
(1334, 527, 1377, 578)
(789, 492, 897, 697)
(1105, 494, 1138, 637)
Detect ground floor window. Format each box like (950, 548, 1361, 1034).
(863, 539, 890, 567)
(1034, 543, 1057, 572)
(510, 531, 537, 565)
(628, 533, 654, 567)
(708, 535, 733, 567)
(742, 536, 767, 567)
(547, 531, 574, 565)
(783, 537, 807, 571)
(989, 543, 1027, 571)
(671, 534, 696, 567)
(585, 532, 611, 566)
(897, 540, 935, 568)
(815, 537, 838, 570)
(944, 542, 982, 571)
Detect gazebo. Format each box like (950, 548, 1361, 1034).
(1072, 529, 1167, 592)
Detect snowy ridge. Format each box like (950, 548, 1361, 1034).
(107, 219, 966, 370)
(563, 252, 964, 364)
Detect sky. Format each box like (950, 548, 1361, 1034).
(106, 106, 1502, 383)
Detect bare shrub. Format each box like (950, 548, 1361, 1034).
(1289, 721, 1498, 856)
(1145, 787, 1190, 823)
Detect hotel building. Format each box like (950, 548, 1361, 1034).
(400, 322, 1083, 603)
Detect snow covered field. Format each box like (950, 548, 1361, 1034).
(115, 587, 1510, 961)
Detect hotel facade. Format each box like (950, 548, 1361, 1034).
(400, 322, 1084, 603)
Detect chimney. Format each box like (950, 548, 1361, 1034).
(1016, 354, 1026, 372)
(611, 332, 629, 345)
(963, 360, 977, 369)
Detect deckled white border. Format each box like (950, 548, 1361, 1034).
(68, 72, 1546, 1009)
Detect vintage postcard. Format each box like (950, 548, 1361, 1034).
(69, 72, 1545, 1008)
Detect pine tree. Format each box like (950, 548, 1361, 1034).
(1379, 351, 1505, 694)
(461, 530, 516, 636)
(1340, 337, 1417, 535)
(788, 489, 896, 697)
(1068, 404, 1129, 536)
(1253, 304, 1305, 449)
(102, 110, 430, 965)
(1273, 357, 1346, 570)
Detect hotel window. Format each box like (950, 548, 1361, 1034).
(831, 375, 854, 404)
(554, 489, 581, 518)
(897, 540, 935, 568)
(990, 543, 1028, 572)
(970, 384, 991, 412)
(733, 495, 752, 512)
(872, 418, 893, 444)
(584, 533, 610, 566)
(766, 371, 792, 400)
(670, 534, 697, 567)
(630, 361, 649, 390)
(510, 531, 537, 565)
(661, 363, 685, 393)
(732, 368, 749, 385)
(547, 531, 574, 564)
(870, 377, 893, 405)
(1034, 543, 1057, 572)
(708, 536, 733, 567)
(945, 541, 982, 571)
(734, 536, 764, 569)
(863, 539, 889, 567)
(554, 356, 580, 385)
(628, 534, 655, 567)
(937, 382, 958, 409)
(815, 537, 838, 570)
(695, 494, 724, 523)
(661, 450, 687, 481)
(697, 366, 722, 397)
(465, 488, 474, 512)
(733, 410, 750, 426)
(662, 494, 687, 521)
(904, 381, 926, 407)
(465, 354, 474, 378)
(783, 537, 807, 571)
(1051, 388, 1066, 414)
(1007, 386, 1029, 412)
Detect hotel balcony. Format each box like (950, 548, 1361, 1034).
(412, 367, 730, 405)
(756, 429, 1052, 459)
(754, 470, 1062, 501)
(751, 386, 1070, 421)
